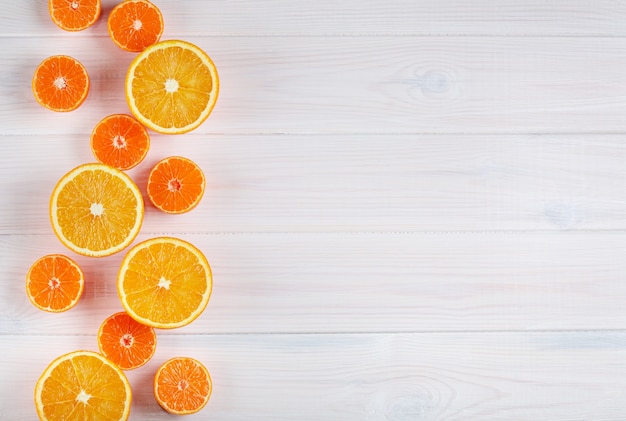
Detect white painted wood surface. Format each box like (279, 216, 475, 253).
(2, 1, 626, 419)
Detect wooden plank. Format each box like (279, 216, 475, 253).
(3, 331, 626, 419)
(4, 232, 626, 335)
(3, 133, 626, 234)
(4, 36, 626, 135)
(5, 0, 626, 36)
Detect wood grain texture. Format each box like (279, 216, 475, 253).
(3, 133, 626, 234)
(4, 0, 626, 36)
(3, 35, 626, 135)
(2, 1, 626, 419)
(4, 232, 626, 335)
(4, 332, 626, 420)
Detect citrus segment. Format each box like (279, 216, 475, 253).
(26, 254, 84, 312)
(117, 237, 212, 329)
(34, 350, 132, 421)
(154, 357, 212, 415)
(48, 0, 101, 31)
(147, 156, 206, 214)
(108, 0, 164, 52)
(125, 40, 219, 134)
(91, 114, 150, 171)
(50, 163, 144, 258)
(98, 311, 157, 370)
(32, 55, 90, 112)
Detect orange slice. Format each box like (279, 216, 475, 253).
(147, 156, 206, 214)
(35, 350, 132, 421)
(91, 114, 150, 171)
(108, 0, 164, 52)
(48, 0, 101, 31)
(50, 163, 144, 258)
(97, 311, 157, 370)
(32, 55, 90, 112)
(117, 237, 212, 329)
(125, 40, 219, 134)
(154, 357, 212, 415)
(25, 254, 84, 312)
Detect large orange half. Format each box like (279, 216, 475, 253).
(117, 237, 212, 329)
(34, 350, 131, 420)
(125, 40, 219, 134)
(50, 163, 144, 257)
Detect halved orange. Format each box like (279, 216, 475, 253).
(50, 163, 144, 258)
(35, 350, 132, 420)
(147, 156, 206, 214)
(90, 114, 150, 171)
(125, 40, 219, 134)
(48, 0, 101, 31)
(154, 357, 212, 415)
(108, 0, 164, 52)
(117, 237, 212, 329)
(32, 55, 90, 112)
(26, 254, 84, 312)
(98, 311, 157, 370)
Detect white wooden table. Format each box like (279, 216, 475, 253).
(3, 1, 626, 419)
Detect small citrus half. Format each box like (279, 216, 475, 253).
(26, 254, 84, 312)
(147, 156, 206, 214)
(90, 114, 150, 171)
(32, 55, 90, 112)
(154, 357, 212, 415)
(48, 0, 101, 31)
(108, 0, 164, 52)
(97, 311, 157, 370)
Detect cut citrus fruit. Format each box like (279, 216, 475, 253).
(154, 357, 212, 415)
(147, 156, 206, 214)
(97, 311, 157, 370)
(48, 0, 101, 31)
(125, 40, 219, 134)
(35, 350, 132, 421)
(90, 114, 150, 171)
(50, 163, 144, 258)
(32, 55, 90, 112)
(26, 254, 84, 312)
(117, 237, 212, 329)
(108, 0, 164, 52)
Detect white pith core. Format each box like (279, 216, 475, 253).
(121, 333, 134, 348)
(113, 135, 127, 148)
(48, 277, 61, 289)
(158, 277, 171, 289)
(54, 77, 67, 90)
(133, 19, 143, 30)
(90, 203, 104, 216)
(76, 390, 91, 404)
(70, 1, 79, 10)
(164, 79, 179, 93)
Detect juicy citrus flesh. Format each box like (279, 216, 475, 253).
(125, 40, 219, 134)
(50, 163, 144, 257)
(35, 350, 132, 421)
(32, 55, 90, 112)
(147, 156, 206, 214)
(26, 254, 84, 312)
(117, 237, 212, 329)
(91, 114, 150, 171)
(48, 0, 101, 31)
(108, 0, 164, 52)
(154, 357, 212, 415)
(98, 311, 157, 370)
